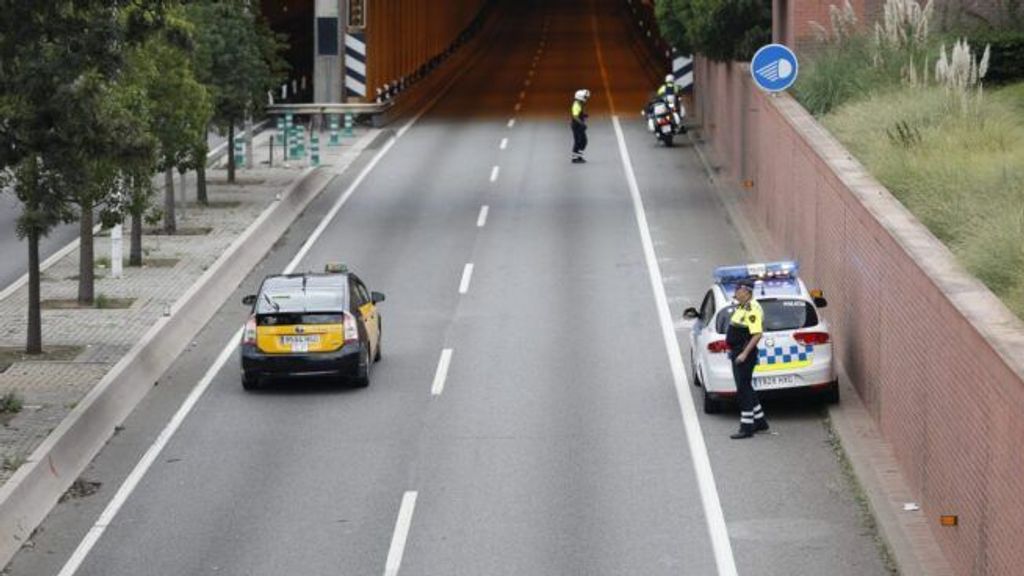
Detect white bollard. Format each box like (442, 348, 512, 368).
(111, 224, 123, 278)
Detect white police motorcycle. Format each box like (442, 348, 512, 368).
(643, 92, 685, 147)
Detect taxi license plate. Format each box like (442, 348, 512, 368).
(280, 334, 320, 352)
(754, 375, 796, 390)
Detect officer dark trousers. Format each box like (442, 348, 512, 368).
(571, 121, 587, 156)
(732, 354, 765, 432)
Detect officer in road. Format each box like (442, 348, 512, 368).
(657, 74, 678, 98)
(571, 89, 590, 163)
(727, 280, 769, 439)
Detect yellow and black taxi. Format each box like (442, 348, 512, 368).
(240, 263, 384, 390)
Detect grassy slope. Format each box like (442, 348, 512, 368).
(821, 83, 1024, 318)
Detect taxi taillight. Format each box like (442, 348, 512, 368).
(707, 340, 730, 354)
(794, 331, 830, 346)
(343, 311, 359, 344)
(242, 316, 257, 345)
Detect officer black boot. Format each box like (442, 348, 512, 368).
(754, 419, 770, 433)
(730, 425, 755, 440)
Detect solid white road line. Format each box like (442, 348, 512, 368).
(431, 349, 454, 396)
(489, 165, 500, 183)
(383, 491, 419, 576)
(459, 263, 474, 294)
(590, 10, 739, 576)
(507, 118, 516, 128)
(499, 138, 508, 150)
(55, 44, 449, 576)
(477, 205, 490, 227)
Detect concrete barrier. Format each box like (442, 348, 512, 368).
(693, 56, 1024, 576)
(0, 165, 341, 568)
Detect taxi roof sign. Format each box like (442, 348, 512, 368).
(324, 263, 349, 274)
(714, 261, 799, 284)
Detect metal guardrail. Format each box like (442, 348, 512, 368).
(266, 102, 393, 117)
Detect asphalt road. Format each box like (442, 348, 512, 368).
(0, 193, 80, 292)
(8, 1, 892, 575)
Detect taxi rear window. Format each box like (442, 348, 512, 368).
(256, 289, 346, 315)
(257, 313, 344, 326)
(716, 299, 819, 333)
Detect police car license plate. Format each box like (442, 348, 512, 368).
(280, 335, 319, 352)
(661, 124, 673, 133)
(754, 375, 796, 390)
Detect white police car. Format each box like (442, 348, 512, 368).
(683, 261, 838, 413)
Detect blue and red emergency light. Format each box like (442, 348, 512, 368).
(714, 261, 801, 296)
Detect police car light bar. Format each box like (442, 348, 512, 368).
(713, 261, 799, 284)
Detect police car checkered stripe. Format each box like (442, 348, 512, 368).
(757, 344, 813, 368)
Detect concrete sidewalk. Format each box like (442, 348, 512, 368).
(0, 124, 378, 489)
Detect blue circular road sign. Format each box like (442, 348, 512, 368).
(751, 44, 799, 92)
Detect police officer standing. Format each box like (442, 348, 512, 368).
(727, 280, 769, 439)
(570, 89, 590, 163)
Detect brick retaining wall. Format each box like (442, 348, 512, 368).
(694, 56, 1024, 576)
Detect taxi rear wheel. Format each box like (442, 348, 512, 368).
(353, 344, 371, 388)
(242, 373, 261, 391)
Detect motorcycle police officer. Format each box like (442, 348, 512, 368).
(657, 74, 678, 98)
(570, 89, 590, 163)
(727, 280, 770, 439)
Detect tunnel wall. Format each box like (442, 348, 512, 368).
(364, 0, 488, 101)
(694, 56, 1024, 576)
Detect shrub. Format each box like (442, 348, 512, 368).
(962, 29, 1024, 85)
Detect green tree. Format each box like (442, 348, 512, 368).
(656, 0, 696, 54)
(186, 1, 287, 184)
(0, 0, 168, 349)
(128, 26, 213, 234)
(655, 0, 771, 62)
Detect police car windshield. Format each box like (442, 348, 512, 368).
(716, 299, 819, 333)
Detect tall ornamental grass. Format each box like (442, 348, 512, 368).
(823, 85, 1024, 317)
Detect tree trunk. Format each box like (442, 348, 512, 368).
(227, 123, 236, 184)
(130, 204, 143, 267)
(163, 167, 176, 234)
(197, 157, 208, 206)
(78, 201, 94, 306)
(26, 228, 42, 355)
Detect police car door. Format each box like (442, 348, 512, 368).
(351, 276, 379, 356)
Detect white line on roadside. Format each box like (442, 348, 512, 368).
(459, 263, 474, 294)
(528, 70, 534, 78)
(524, 79, 532, 87)
(507, 118, 516, 128)
(383, 491, 418, 576)
(590, 10, 739, 576)
(519, 91, 526, 100)
(55, 47, 449, 576)
(499, 138, 508, 150)
(490, 165, 500, 183)
(477, 205, 490, 227)
(431, 349, 454, 396)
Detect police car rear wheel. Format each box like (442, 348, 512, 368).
(702, 387, 723, 414)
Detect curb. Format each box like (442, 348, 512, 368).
(686, 132, 952, 576)
(0, 162, 342, 568)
